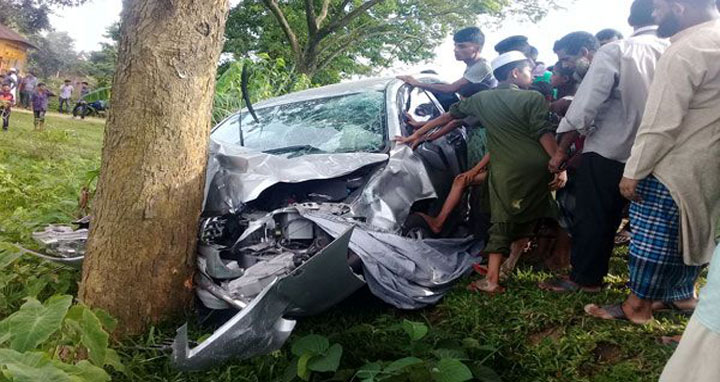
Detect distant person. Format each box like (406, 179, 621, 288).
(397, 27, 497, 94)
(6, 68, 18, 100)
(0, 83, 15, 132)
(596, 28, 625, 45)
(32, 83, 54, 131)
(58, 80, 73, 114)
(494, 35, 533, 57)
(73, 81, 91, 119)
(19, 71, 36, 109)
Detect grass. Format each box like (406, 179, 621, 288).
(0, 112, 693, 381)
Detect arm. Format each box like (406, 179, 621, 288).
(426, 119, 464, 141)
(539, 132, 560, 158)
(394, 112, 454, 145)
(397, 75, 469, 94)
(548, 131, 579, 172)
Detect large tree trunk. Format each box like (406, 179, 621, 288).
(79, 0, 229, 336)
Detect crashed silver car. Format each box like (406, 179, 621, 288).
(32, 76, 484, 370)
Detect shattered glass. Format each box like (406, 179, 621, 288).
(212, 92, 386, 155)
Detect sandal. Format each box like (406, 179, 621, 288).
(467, 279, 505, 294)
(538, 277, 602, 293)
(584, 303, 652, 325)
(653, 301, 696, 315)
(657, 335, 682, 349)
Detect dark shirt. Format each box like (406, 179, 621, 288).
(31, 90, 53, 111)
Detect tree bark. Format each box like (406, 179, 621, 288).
(79, 0, 229, 336)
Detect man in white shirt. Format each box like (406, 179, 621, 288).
(58, 79, 73, 114)
(542, 0, 669, 293)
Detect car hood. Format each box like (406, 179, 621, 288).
(204, 138, 437, 231)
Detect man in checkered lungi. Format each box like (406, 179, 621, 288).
(585, 0, 720, 324)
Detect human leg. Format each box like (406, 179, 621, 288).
(569, 153, 627, 286)
(419, 169, 486, 234)
(2, 109, 9, 130)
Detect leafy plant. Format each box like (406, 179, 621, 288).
(285, 334, 343, 381)
(0, 295, 123, 381)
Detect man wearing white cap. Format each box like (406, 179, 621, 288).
(398, 51, 565, 293)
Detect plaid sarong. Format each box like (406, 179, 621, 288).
(628, 176, 702, 301)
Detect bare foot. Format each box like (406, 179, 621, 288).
(417, 212, 443, 234)
(652, 298, 698, 312)
(467, 279, 505, 294)
(659, 335, 682, 347)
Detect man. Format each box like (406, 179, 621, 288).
(6, 68, 18, 100)
(596, 28, 625, 45)
(586, 0, 720, 324)
(58, 79, 73, 114)
(541, 0, 669, 293)
(553, 31, 601, 82)
(73, 81, 91, 119)
(19, 71, 36, 109)
(494, 35, 532, 57)
(397, 27, 496, 93)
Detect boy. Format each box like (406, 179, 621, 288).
(398, 52, 565, 293)
(73, 81, 91, 119)
(397, 27, 496, 93)
(31, 83, 54, 131)
(0, 83, 15, 131)
(59, 79, 73, 113)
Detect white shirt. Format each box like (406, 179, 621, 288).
(60, 84, 74, 99)
(557, 26, 669, 162)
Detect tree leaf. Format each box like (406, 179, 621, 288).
(103, 349, 126, 374)
(291, 334, 329, 357)
(52, 359, 110, 382)
(355, 362, 382, 381)
(470, 364, 503, 382)
(401, 320, 428, 341)
(296, 353, 313, 381)
(0, 349, 72, 382)
(384, 357, 424, 374)
(308, 343, 342, 373)
(432, 359, 473, 382)
(0, 243, 22, 269)
(432, 348, 469, 361)
(92, 309, 117, 334)
(79, 308, 109, 367)
(1, 295, 73, 352)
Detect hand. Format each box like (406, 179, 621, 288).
(396, 75, 420, 87)
(404, 112, 424, 129)
(410, 136, 426, 150)
(393, 134, 421, 149)
(619, 177, 642, 202)
(548, 150, 568, 173)
(549, 171, 567, 191)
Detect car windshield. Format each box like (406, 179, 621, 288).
(212, 91, 386, 155)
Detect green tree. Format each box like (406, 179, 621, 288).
(27, 31, 82, 78)
(86, 22, 120, 87)
(0, 0, 88, 35)
(224, 0, 563, 85)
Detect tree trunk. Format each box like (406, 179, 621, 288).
(79, 0, 229, 336)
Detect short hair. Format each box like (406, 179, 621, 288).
(628, 0, 656, 27)
(554, 32, 601, 55)
(495, 35, 530, 55)
(530, 82, 553, 98)
(552, 61, 575, 78)
(458, 82, 490, 98)
(81, 81, 89, 85)
(64, 79, 71, 82)
(38, 82, 46, 87)
(1, 83, 9, 87)
(596, 28, 624, 42)
(528, 46, 539, 60)
(493, 59, 531, 81)
(454, 27, 485, 46)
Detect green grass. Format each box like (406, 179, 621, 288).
(0, 112, 693, 381)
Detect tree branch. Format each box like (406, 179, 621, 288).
(262, 0, 302, 61)
(304, 0, 318, 36)
(315, 29, 393, 72)
(316, 0, 386, 40)
(316, 0, 331, 26)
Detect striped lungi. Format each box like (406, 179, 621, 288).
(628, 176, 702, 301)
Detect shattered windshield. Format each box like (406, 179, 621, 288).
(212, 91, 386, 155)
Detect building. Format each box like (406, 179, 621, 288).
(0, 23, 36, 73)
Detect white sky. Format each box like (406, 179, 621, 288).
(49, 0, 634, 81)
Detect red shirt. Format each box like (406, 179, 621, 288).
(0, 91, 13, 109)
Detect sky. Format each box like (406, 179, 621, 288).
(49, 0, 633, 81)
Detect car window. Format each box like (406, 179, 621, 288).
(212, 91, 386, 155)
(397, 86, 443, 136)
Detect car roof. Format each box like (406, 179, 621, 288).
(254, 77, 396, 109)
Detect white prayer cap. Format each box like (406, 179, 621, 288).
(8, 68, 16, 72)
(491, 51, 528, 72)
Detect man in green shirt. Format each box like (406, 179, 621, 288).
(397, 51, 565, 293)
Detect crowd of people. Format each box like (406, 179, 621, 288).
(0, 69, 95, 132)
(396, 0, 718, 380)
